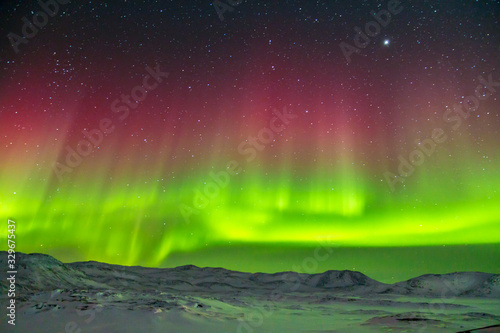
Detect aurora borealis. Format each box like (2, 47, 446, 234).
(1, 0, 499, 282)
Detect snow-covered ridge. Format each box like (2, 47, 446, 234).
(1, 252, 498, 298)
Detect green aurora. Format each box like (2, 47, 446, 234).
(2, 150, 499, 282)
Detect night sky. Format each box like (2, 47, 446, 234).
(1, 0, 499, 282)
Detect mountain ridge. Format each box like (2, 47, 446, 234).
(1, 251, 499, 298)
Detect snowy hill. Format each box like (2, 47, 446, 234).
(0, 252, 110, 293)
(387, 272, 500, 298)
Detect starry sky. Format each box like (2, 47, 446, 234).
(1, 0, 499, 282)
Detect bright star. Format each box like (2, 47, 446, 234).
(384, 39, 390, 46)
